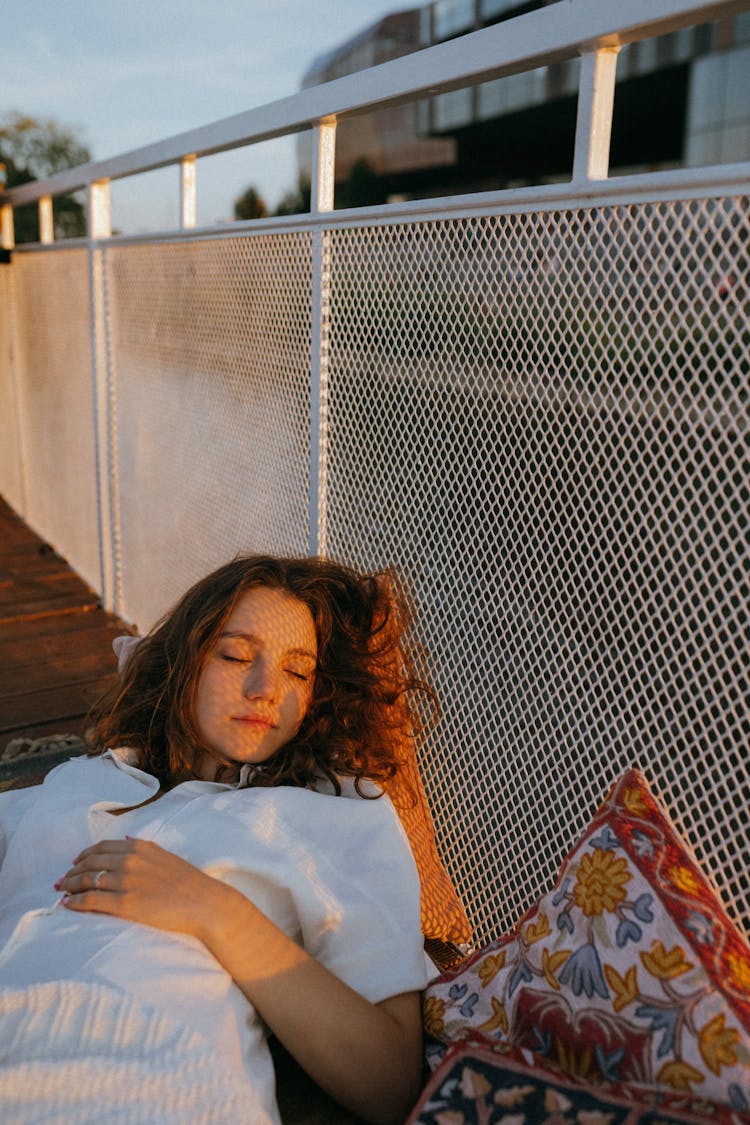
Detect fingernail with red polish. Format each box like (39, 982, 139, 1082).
(54, 880, 62, 891)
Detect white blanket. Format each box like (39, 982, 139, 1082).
(0, 979, 271, 1124)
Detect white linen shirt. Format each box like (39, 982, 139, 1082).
(0, 750, 430, 1122)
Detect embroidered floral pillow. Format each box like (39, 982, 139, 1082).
(424, 769, 750, 1113)
(409, 1032, 750, 1125)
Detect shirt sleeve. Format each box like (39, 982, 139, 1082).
(155, 783, 433, 1005)
(274, 789, 431, 1004)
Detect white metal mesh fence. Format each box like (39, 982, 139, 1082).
(9, 249, 101, 590)
(107, 234, 313, 630)
(324, 197, 750, 944)
(2, 190, 748, 949)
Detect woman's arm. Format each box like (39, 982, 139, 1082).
(59, 838, 423, 1125)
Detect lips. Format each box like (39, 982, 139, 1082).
(232, 715, 275, 730)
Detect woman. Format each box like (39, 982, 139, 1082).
(0, 556, 435, 1125)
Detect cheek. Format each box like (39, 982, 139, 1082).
(289, 684, 314, 729)
(194, 666, 227, 727)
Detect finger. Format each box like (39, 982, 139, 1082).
(60, 867, 115, 896)
(73, 838, 139, 864)
(62, 887, 121, 915)
(65, 840, 144, 882)
(58, 856, 120, 890)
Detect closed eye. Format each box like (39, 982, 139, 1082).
(221, 654, 252, 664)
(286, 669, 312, 682)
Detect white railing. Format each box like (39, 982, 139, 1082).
(1, 0, 749, 947)
(2, 0, 743, 223)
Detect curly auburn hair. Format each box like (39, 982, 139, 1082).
(88, 555, 436, 795)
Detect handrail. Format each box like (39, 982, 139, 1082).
(1, 0, 747, 214)
(11, 159, 750, 254)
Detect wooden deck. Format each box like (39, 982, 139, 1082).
(0, 495, 131, 787)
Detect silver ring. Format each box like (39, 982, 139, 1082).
(93, 869, 106, 890)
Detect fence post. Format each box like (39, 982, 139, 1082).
(39, 196, 54, 245)
(572, 47, 620, 182)
(86, 179, 119, 613)
(5, 230, 28, 518)
(180, 155, 197, 230)
(308, 117, 336, 558)
(1, 205, 15, 250)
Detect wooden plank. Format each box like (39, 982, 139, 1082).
(0, 607, 127, 646)
(0, 504, 44, 549)
(0, 496, 131, 767)
(0, 620, 126, 672)
(0, 647, 119, 697)
(0, 547, 76, 580)
(0, 569, 99, 596)
(0, 580, 100, 623)
(0, 500, 59, 552)
(0, 674, 117, 733)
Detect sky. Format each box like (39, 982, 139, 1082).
(1, 0, 406, 232)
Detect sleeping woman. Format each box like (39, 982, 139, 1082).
(0, 555, 437, 1124)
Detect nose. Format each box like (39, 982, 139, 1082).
(242, 658, 279, 701)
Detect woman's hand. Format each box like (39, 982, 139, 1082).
(57, 837, 238, 940)
(57, 837, 423, 1125)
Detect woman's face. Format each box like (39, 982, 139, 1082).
(194, 586, 318, 779)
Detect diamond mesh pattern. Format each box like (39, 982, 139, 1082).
(9, 250, 101, 589)
(3, 194, 748, 950)
(325, 198, 750, 945)
(107, 234, 312, 630)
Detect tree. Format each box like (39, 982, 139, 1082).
(275, 178, 311, 216)
(234, 186, 268, 221)
(337, 158, 384, 209)
(0, 112, 91, 242)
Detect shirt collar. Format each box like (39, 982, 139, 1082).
(105, 747, 256, 791)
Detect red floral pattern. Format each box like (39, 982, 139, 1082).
(424, 770, 750, 1112)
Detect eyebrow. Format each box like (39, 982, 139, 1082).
(220, 631, 317, 661)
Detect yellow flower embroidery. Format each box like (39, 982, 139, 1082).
(604, 964, 639, 1012)
(641, 940, 692, 980)
(699, 1013, 740, 1075)
(554, 1039, 595, 1081)
(668, 865, 702, 897)
(478, 996, 508, 1035)
(541, 946, 570, 991)
(573, 849, 631, 916)
(478, 950, 506, 987)
(622, 786, 649, 816)
(656, 1060, 704, 1091)
(525, 912, 551, 944)
(728, 951, 750, 993)
(423, 995, 446, 1037)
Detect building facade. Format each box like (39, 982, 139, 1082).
(298, 0, 750, 203)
